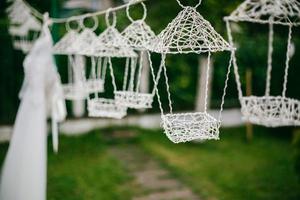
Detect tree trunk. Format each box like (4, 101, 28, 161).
(246, 68, 253, 142)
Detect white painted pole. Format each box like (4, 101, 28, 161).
(195, 55, 214, 112)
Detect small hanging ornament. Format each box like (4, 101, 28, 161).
(114, 2, 160, 109)
(53, 20, 88, 100)
(6, 0, 41, 53)
(73, 16, 106, 94)
(225, 0, 300, 127)
(148, 0, 234, 143)
(87, 9, 137, 119)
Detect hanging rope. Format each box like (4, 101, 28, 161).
(135, 51, 144, 92)
(225, 20, 243, 100)
(129, 58, 137, 92)
(204, 52, 211, 113)
(122, 58, 130, 91)
(161, 54, 173, 114)
(148, 52, 165, 116)
(282, 25, 293, 97)
(265, 22, 274, 96)
(108, 57, 117, 92)
(218, 51, 234, 124)
(21, 0, 146, 24)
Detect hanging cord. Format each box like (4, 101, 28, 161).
(282, 25, 293, 97)
(123, 58, 130, 91)
(225, 19, 243, 100)
(68, 55, 74, 84)
(265, 22, 274, 96)
(22, 0, 146, 24)
(151, 53, 163, 96)
(148, 52, 164, 115)
(108, 57, 117, 92)
(102, 57, 108, 83)
(161, 54, 173, 114)
(135, 51, 144, 92)
(93, 57, 103, 98)
(86, 57, 96, 100)
(204, 52, 211, 113)
(97, 57, 102, 80)
(129, 58, 137, 92)
(218, 51, 234, 124)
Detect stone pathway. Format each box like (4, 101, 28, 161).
(109, 145, 200, 200)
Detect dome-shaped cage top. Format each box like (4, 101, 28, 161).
(148, 6, 232, 54)
(122, 20, 156, 51)
(93, 26, 137, 58)
(53, 31, 80, 55)
(225, 0, 300, 26)
(121, 2, 156, 51)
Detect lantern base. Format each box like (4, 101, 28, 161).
(161, 112, 220, 143)
(114, 91, 153, 109)
(241, 96, 300, 127)
(88, 98, 127, 119)
(63, 84, 88, 100)
(86, 78, 104, 94)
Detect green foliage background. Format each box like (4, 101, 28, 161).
(0, 0, 300, 124)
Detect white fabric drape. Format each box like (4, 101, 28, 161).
(0, 15, 66, 200)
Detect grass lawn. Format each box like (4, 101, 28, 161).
(138, 127, 300, 200)
(0, 130, 134, 200)
(0, 126, 299, 200)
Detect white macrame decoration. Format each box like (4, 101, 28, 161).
(53, 20, 88, 100)
(148, 0, 234, 143)
(62, 55, 88, 100)
(85, 57, 105, 94)
(6, 0, 41, 53)
(225, 0, 300, 127)
(73, 17, 106, 94)
(87, 57, 128, 119)
(87, 10, 137, 119)
(114, 2, 159, 109)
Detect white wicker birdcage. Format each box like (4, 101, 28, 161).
(114, 2, 159, 109)
(88, 98, 127, 119)
(148, 0, 234, 143)
(240, 96, 300, 127)
(7, 1, 41, 53)
(87, 9, 135, 118)
(114, 91, 154, 109)
(225, 0, 300, 127)
(162, 112, 220, 143)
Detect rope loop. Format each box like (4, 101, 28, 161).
(126, 2, 147, 22)
(66, 18, 81, 32)
(80, 15, 98, 31)
(105, 8, 117, 27)
(176, 0, 202, 8)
